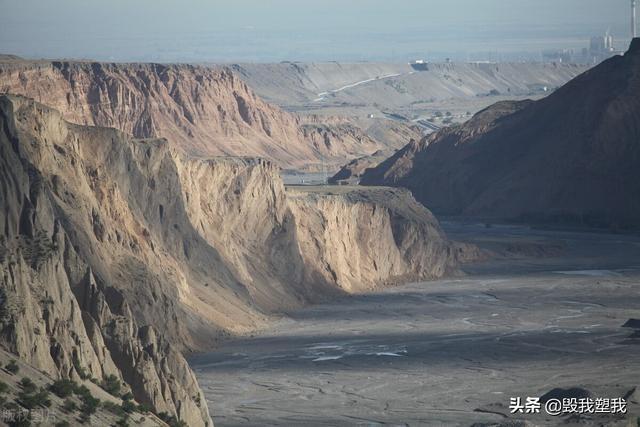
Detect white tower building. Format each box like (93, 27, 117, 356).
(633, 0, 638, 39)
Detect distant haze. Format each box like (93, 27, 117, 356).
(0, 0, 634, 63)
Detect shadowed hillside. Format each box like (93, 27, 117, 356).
(362, 39, 640, 229)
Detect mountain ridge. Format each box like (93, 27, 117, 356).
(361, 39, 640, 229)
(0, 59, 396, 170)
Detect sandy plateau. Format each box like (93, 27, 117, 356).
(191, 222, 640, 426)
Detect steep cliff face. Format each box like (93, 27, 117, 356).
(288, 187, 465, 293)
(0, 60, 387, 170)
(0, 94, 469, 425)
(0, 96, 212, 426)
(362, 40, 640, 229)
(0, 93, 465, 332)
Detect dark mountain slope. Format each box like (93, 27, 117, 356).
(362, 39, 640, 229)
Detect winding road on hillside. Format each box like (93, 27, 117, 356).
(313, 72, 412, 102)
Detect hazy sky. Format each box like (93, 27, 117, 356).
(0, 0, 634, 62)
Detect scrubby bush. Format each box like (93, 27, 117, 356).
(114, 414, 130, 427)
(120, 392, 133, 401)
(121, 399, 136, 414)
(102, 400, 125, 416)
(71, 358, 89, 380)
(18, 378, 36, 394)
(72, 385, 100, 423)
(54, 422, 70, 427)
(79, 393, 100, 416)
(0, 381, 9, 393)
(5, 360, 19, 374)
(137, 403, 152, 413)
(16, 387, 51, 409)
(61, 398, 77, 413)
(72, 384, 91, 399)
(101, 374, 121, 397)
(49, 379, 76, 398)
(37, 388, 52, 407)
(158, 412, 188, 427)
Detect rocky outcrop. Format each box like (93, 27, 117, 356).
(0, 96, 212, 426)
(0, 348, 167, 426)
(0, 59, 390, 170)
(329, 149, 395, 185)
(362, 40, 640, 229)
(288, 187, 464, 293)
(0, 94, 470, 425)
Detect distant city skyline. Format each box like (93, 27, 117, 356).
(0, 0, 636, 63)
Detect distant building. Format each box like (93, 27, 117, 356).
(587, 32, 623, 64)
(540, 4, 634, 64)
(589, 34, 613, 53)
(542, 49, 576, 63)
(409, 60, 429, 71)
(632, 0, 637, 39)
(590, 34, 614, 55)
(543, 32, 623, 65)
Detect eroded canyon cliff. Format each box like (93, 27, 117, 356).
(0, 94, 469, 425)
(0, 95, 213, 426)
(0, 59, 399, 170)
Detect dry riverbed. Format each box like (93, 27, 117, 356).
(190, 223, 640, 427)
